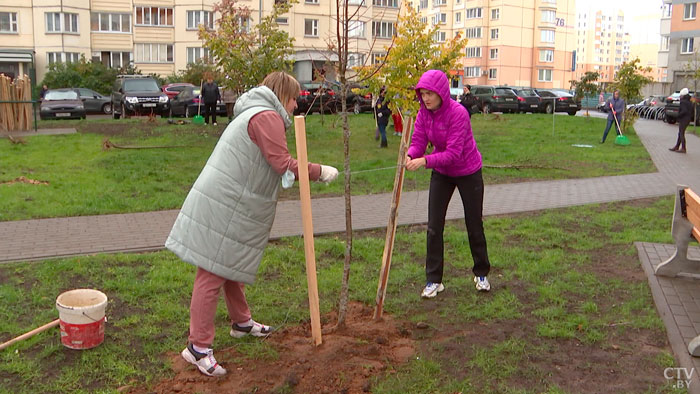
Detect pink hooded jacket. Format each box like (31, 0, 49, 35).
(407, 70, 482, 177)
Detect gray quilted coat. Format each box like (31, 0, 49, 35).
(165, 86, 290, 283)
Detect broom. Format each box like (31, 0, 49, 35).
(192, 80, 205, 125)
(611, 104, 630, 146)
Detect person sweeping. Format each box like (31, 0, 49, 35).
(600, 90, 625, 143)
(166, 71, 339, 377)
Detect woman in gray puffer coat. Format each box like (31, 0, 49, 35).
(167, 72, 339, 377)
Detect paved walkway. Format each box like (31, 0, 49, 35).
(2, 117, 700, 389)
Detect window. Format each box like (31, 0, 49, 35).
(538, 69, 552, 82)
(434, 31, 446, 42)
(371, 52, 386, 64)
(541, 10, 556, 23)
(420, 0, 428, 9)
(236, 16, 251, 33)
(92, 51, 131, 68)
(47, 52, 80, 64)
(186, 10, 212, 29)
(662, 3, 672, 18)
(490, 28, 498, 40)
(490, 48, 498, 59)
(465, 27, 481, 39)
(465, 66, 481, 77)
(348, 53, 365, 67)
(685, 3, 697, 19)
(91, 13, 131, 33)
(466, 8, 482, 19)
(433, 0, 447, 6)
(539, 49, 553, 62)
(348, 21, 365, 38)
(491, 9, 499, 20)
(488, 68, 497, 79)
(420, 17, 428, 24)
(347, 0, 364, 4)
(306, 0, 319, 3)
(373, 0, 399, 7)
(46, 12, 78, 33)
(660, 35, 669, 51)
(681, 38, 694, 54)
(135, 43, 173, 63)
(541, 29, 555, 43)
(372, 21, 395, 38)
(305, 19, 319, 36)
(455, 12, 461, 23)
(465, 47, 481, 58)
(0, 12, 18, 33)
(276, 17, 288, 24)
(187, 47, 210, 64)
(433, 13, 447, 24)
(135, 7, 173, 27)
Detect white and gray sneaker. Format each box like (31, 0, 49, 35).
(474, 276, 491, 292)
(230, 320, 273, 338)
(181, 343, 227, 377)
(421, 282, 445, 298)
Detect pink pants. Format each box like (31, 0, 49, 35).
(188, 267, 252, 348)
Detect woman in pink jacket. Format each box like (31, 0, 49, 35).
(405, 70, 492, 298)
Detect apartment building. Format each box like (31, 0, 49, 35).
(574, 9, 630, 84)
(0, 0, 401, 85)
(414, 0, 576, 89)
(658, 0, 700, 90)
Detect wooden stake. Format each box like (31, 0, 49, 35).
(0, 319, 60, 351)
(374, 114, 414, 321)
(294, 115, 323, 346)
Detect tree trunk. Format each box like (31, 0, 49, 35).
(337, 81, 352, 327)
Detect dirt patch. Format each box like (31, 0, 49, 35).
(130, 302, 415, 394)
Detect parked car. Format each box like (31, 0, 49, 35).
(511, 88, 542, 113)
(162, 82, 195, 100)
(39, 89, 86, 120)
(534, 89, 581, 115)
(471, 85, 519, 113)
(111, 75, 170, 119)
(295, 81, 336, 115)
(75, 88, 112, 114)
(168, 86, 226, 118)
(450, 87, 462, 101)
(663, 91, 700, 125)
(327, 82, 373, 114)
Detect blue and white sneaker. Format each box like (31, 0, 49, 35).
(421, 282, 445, 298)
(474, 276, 491, 292)
(230, 320, 273, 338)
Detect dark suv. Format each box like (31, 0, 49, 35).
(471, 86, 519, 113)
(112, 75, 170, 119)
(664, 91, 699, 125)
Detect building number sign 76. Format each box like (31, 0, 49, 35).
(555, 18, 565, 27)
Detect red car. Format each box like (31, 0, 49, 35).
(162, 83, 195, 99)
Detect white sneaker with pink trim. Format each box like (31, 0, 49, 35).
(181, 344, 227, 377)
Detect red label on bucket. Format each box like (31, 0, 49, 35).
(59, 318, 105, 349)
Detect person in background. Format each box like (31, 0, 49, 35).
(200, 73, 221, 126)
(167, 71, 339, 377)
(392, 110, 403, 137)
(222, 87, 237, 123)
(600, 89, 625, 143)
(40, 85, 48, 100)
(405, 69, 492, 299)
(374, 88, 391, 148)
(670, 87, 692, 154)
(459, 84, 479, 116)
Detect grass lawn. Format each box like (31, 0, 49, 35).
(0, 113, 655, 221)
(0, 197, 684, 393)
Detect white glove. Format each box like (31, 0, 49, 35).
(377, 113, 383, 118)
(319, 165, 339, 183)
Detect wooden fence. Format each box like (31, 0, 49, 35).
(0, 75, 33, 132)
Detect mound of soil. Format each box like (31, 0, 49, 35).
(133, 302, 415, 394)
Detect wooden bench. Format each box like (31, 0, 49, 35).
(654, 185, 700, 356)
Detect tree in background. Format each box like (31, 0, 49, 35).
(570, 71, 600, 117)
(611, 58, 654, 132)
(199, 0, 295, 94)
(165, 59, 222, 86)
(357, 6, 467, 118)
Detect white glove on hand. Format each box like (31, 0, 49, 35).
(319, 165, 339, 183)
(377, 113, 383, 118)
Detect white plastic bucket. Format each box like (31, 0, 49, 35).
(55, 289, 108, 350)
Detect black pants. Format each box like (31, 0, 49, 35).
(675, 120, 689, 149)
(426, 169, 490, 283)
(203, 102, 217, 124)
